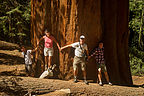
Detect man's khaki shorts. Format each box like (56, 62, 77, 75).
(97, 63, 107, 72)
(73, 56, 86, 71)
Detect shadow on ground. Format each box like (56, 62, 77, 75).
(0, 53, 24, 65)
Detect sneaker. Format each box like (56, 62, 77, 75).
(84, 80, 89, 85)
(99, 82, 103, 86)
(108, 82, 112, 86)
(48, 67, 52, 71)
(74, 78, 78, 83)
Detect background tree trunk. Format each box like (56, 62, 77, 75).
(101, 0, 133, 85)
(31, 0, 133, 85)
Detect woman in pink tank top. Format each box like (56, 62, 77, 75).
(37, 30, 61, 71)
(44, 35, 53, 48)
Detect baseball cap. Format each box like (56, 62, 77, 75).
(80, 35, 85, 39)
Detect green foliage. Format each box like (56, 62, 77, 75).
(6, 6, 22, 15)
(129, 0, 144, 76)
(129, 0, 144, 48)
(129, 48, 144, 76)
(0, 0, 31, 45)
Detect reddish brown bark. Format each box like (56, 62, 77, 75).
(31, 0, 133, 85)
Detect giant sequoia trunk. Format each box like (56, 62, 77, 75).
(31, 0, 133, 85)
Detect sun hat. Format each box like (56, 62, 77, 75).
(80, 35, 85, 39)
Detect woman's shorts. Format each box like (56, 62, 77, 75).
(44, 47, 54, 56)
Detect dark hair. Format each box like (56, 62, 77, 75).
(20, 45, 29, 50)
(20, 45, 25, 49)
(45, 29, 48, 33)
(98, 41, 103, 44)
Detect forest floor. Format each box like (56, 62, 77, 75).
(0, 41, 144, 96)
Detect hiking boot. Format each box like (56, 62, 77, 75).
(74, 78, 78, 83)
(99, 82, 103, 86)
(84, 80, 89, 85)
(108, 82, 112, 86)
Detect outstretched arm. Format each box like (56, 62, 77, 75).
(53, 37, 61, 51)
(86, 50, 89, 56)
(31, 47, 39, 53)
(61, 44, 72, 50)
(89, 48, 97, 58)
(85, 48, 91, 59)
(37, 36, 44, 47)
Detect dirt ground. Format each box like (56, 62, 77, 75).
(0, 48, 144, 96)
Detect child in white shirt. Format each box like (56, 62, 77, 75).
(21, 46, 38, 76)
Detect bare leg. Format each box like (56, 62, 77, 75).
(98, 68, 102, 82)
(104, 72, 110, 82)
(73, 69, 78, 83)
(74, 69, 78, 77)
(48, 56, 52, 68)
(82, 70, 87, 80)
(82, 70, 88, 84)
(44, 56, 48, 70)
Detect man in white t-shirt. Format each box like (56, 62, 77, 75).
(21, 46, 38, 76)
(61, 35, 90, 84)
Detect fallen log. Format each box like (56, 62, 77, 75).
(0, 41, 20, 50)
(0, 76, 144, 96)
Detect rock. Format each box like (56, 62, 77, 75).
(39, 70, 53, 79)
